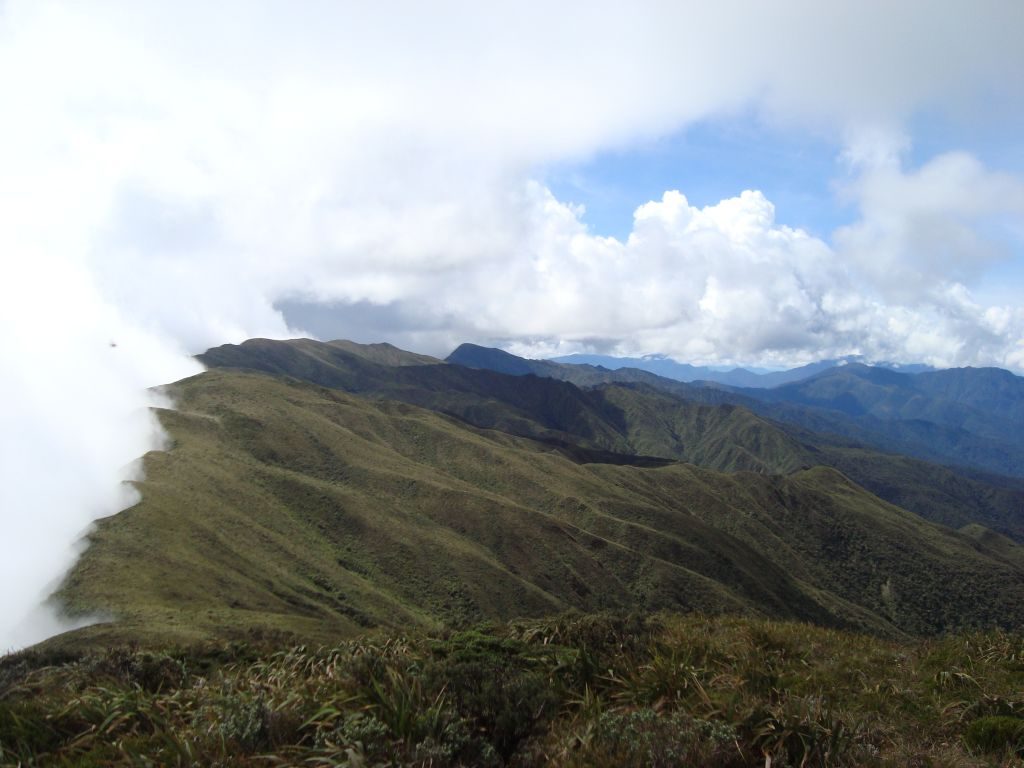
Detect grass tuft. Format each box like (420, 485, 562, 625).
(3, 613, 1023, 766)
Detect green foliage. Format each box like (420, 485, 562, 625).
(83, 648, 189, 693)
(575, 708, 742, 767)
(211, 694, 271, 751)
(747, 697, 868, 766)
(4, 614, 1023, 766)
(423, 630, 557, 759)
(963, 716, 1024, 756)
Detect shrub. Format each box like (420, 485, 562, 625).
(84, 648, 189, 693)
(963, 715, 1024, 755)
(213, 694, 270, 752)
(747, 696, 867, 767)
(424, 635, 558, 760)
(576, 708, 742, 767)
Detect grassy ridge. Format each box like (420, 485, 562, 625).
(200, 338, 816, 472)
(54, 368, 1024, 648)
(431, 340, 1024, 541)
(589, 383, 814, 473)
(204, 338, 1024, 541)
(810, 445, 1024, 542)
(4, 613, 1024, 766)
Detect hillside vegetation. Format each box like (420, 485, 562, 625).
(4, 614, 1024, 766)
(515, 346, 1024, 480)
(720, 364, 1024, 479)
(200, 338, 814, 473)
(441, 341, 1024, 541)
(54, 363, 1024, 648)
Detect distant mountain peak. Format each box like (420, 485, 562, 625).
(546, 352, 938, 388)
(446, 343, 536, 375)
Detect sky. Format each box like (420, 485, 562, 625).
(1, 0, 1023, 648)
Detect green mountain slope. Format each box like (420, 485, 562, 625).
(763, 364, 1024, 429)
(199, 338, 811, 474)
(438, 341, 1024, 541)
(587, 383, 814, 474)
(729, 364, 1024, 478)
(453, 342, 1024, 481)
(56, 367, 1024, 648)
(809, 445, 1024, 541)
(317, 338, 442, 366)
(448, 341, 714, 394)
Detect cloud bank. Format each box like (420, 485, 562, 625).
(1, 0, 1023, 647)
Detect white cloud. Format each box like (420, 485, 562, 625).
(835, 152, 1024, 302)
(465, 186, 1024, 369)
(1, 0, 1023, 647)
(0, 252, 201, 650)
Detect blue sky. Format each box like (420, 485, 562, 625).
(547, 117, 846, 242)
(542, 107, 1024, 317)
(551, 112, 1023, 254)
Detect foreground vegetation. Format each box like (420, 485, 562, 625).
(3, 613, 1024, 766)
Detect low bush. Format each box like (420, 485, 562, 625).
(963, 715, 1024, 756)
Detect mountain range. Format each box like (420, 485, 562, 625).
(47, 337, 1024, 653)
(451, 343, 1024, 480)
(548, 352, 934, 387)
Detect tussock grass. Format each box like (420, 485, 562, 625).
(3, 613, 1023, 766)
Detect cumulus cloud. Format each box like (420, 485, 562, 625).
(835, 152, 1024, 300)
(449, 185, 1024, 369)
(1, 0, 1023, 647)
